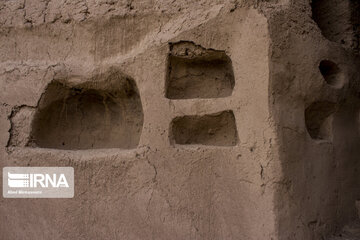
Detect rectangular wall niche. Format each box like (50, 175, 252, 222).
(170, 110, 238, 146)
(165, 41, 235, 99)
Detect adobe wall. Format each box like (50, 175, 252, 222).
(3, 1, 359, 239)
(0, 1, 281, 239)
(269, 0, 360, 239)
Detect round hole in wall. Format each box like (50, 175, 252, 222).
(319, 60, 344, 88)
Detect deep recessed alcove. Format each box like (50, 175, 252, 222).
(170, 110, 238, 146)
(312, 0, 360, 53)
(305, 101, 336, 140)
(319, 60, 344, 88)
(311, 0, 352, 46)
(165, 41, 235, 99)
(28, 70, 143, 150)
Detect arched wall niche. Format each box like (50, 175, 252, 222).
(28, 68, 144, 150)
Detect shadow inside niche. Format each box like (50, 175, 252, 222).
(166, 41, 235, 99)
(312, 0, 360, 53)
(28, 70, 143, 150)
(319, 60, 344, 88)
(170, 110, 238, 146)
(305, 101, 337, 140)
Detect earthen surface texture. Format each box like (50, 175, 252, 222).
(1, 0, 360, 240)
